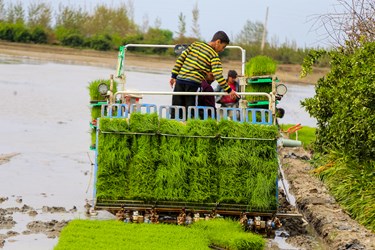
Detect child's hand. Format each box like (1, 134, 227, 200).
(229, 90, 240, 100)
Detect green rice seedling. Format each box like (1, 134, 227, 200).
(54, 220, 210, 250)
(245, 56, 277, 77)
(91, 106, 102, 120)
(216, 120, 278, 210)
(100, 117, 129, 132)
(55, 219, 265, 250)
(90, 129, 96, 148)
(96, 118, 131, 200)
(154, 118, 188, 200)
(184, 119, 218, 202)
(94, 113, 279, 210)
(127, 112, 159, 199)
(88, 79, 118, 149)
(245, 84, 272, 102)
(87, 79, 118, 101)
(192, 218, 265, 250)
(244, 55, 276, 102)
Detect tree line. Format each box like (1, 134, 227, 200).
(0, 0, 322, 65)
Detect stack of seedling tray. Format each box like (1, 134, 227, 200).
(245, 55, 277, 104)
(94, 113, 279, 213)
(88, 79, 118, 149)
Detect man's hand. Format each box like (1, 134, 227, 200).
(169, 78, 176, 88)
(229, 90, 240, 100)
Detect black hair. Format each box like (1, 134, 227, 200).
(228, 70, 238, 78)
(211, 31, 230, 44)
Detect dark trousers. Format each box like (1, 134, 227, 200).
(171, 81, 199, 119)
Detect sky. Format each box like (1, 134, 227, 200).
(13, 0, 342, 48)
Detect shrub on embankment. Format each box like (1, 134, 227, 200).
(301, 42, 375, 231)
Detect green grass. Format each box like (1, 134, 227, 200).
(279, 124, 316, 149)
(54, 219, 265, 250)
(314, 153, 375, 232)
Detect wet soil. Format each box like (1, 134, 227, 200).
(279, 147, 375, 250)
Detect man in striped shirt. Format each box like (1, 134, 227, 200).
(169, 31, 239, 118)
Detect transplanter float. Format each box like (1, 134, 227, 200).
(88, 44, 299, 235)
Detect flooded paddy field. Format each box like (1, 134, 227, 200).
(0, 58, 336, 250)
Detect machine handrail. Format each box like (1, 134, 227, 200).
(114, 91, 272, 110)
(119, 44, 246, 76)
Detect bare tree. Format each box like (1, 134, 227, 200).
(177, 12, 186, 38)
(27, 2, 52, 29)
(191, 2, 200, 39)
(269, 34, 280, 48)
(56, 4, 88, 32)
(142, 14, 149, 33)
(7, 2, 25, 24)
(127, 0, 134, 22)
(0, 0, 6, 21)
(154, 17, 161, 29)
(310, 0, 374, 48)
(235, 20, 264, 45)
(82, 4, 137, 37)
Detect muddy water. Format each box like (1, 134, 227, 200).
(0, 59, 317, 249)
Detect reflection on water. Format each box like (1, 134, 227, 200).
(277, 84, 317, 127)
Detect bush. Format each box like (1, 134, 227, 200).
(86, 35, 112, 51)
(142, 28, 174, 54)
(121, 33, 145, 53)
(122, 33, 144, 45)
(0, 23, 32, 42)
(301, 42, 375, 160)
(301, 42, 375, 232)
(0, 23, 16, 41)
(61, 33, 85, 47)
(13, 26, 32, 43)
(31, 26, 48, 44)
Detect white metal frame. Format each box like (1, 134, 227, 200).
(112, 43, 277, 124)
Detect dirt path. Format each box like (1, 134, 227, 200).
(279, 147, 375, 250)
(0, 41, 328, 84)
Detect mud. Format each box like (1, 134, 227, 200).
(0, 201, 71, 248)
(279, 147, 375, 250)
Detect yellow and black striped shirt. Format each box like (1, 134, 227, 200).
(171, 42, 232, 93)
